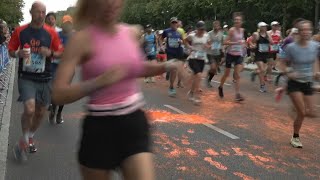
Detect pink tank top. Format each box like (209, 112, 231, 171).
(227, 28, 244, 56)
(82, 24, 145, 116)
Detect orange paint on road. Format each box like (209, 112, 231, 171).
(187, 129, 195, 134)
(233, 172, 255, 180)
(186, 148, 198, 156)
(147, 110, 214, 124)
(204, 157, 228, 171)
(206, 149, 219, 156)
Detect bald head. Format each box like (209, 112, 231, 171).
(30, 1, 46, 27)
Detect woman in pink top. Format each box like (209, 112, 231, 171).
(52, 0, 177, 179)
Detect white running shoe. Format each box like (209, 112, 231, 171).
(290, 137, 303, 148)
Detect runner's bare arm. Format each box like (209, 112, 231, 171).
(223, 28, 240, 45)
(52, 30, 126, 105)
(314, 57, 320, 80)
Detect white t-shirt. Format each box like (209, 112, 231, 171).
(187, 33, 209, 61)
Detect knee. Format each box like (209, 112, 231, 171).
(24, 103, 35, 117)
(296, 109, 306, 118)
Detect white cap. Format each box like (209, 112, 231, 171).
(291, 28, 298, 34)
(223, 25, 228, 28)
(158, 30, 164, 34)
(271, 21, 280, 26)
(258, 22, 268, 28)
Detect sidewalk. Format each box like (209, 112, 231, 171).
(0, 60, 16, 180)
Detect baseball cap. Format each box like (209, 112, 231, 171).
(170, 17, 178, 23)
(145, 24, 151, 29)
(223, 25, 228, 28)
(158, 30, 164, 34)
(271, 21, 280, 26)
(196, 21, 206, 29)
(258, 22, 268, 28)
(62, 15, 73, 24)
(291, 28, 299, 34)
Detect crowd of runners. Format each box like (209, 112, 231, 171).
(3, 0, 320, 179)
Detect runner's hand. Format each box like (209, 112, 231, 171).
(39, 47, 52, 57)
(18, 50, 30, 59)
(95, 65, 127, 88)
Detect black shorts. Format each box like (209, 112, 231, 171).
(287, 80, 313, 96)
(188, 59, 205, 74)
(78, 109, 151, 170)
(225, 53, 243, 68)
(146, 55, 156, 61)
(207, 54, 222, 64)
(269, 53, 277, 60)
(255, 53, 269, 64)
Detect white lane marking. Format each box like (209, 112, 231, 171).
(164, 104, 240, 140)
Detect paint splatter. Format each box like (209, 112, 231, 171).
(204, 157, 228, 171)
(147, 110, 214, 124)
(181, 139, 190, 145)
(206, 149, 219, 156)
(186, 148, 198, 156)
(187, 129, 195, 134)
(177, 166, 187, 171)
(232, 147, 244, 156)
(233, 172, 255, 180)
(221, 150, 230, 156)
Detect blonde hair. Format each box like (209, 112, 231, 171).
(74, 0, 101, 30)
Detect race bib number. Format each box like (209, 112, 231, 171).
(168, 38, 179, 48)
(259, 44, 269, 53)
(194, 51, 206, 59)
(231, 45, 242, 52)
(23, 53, 46, 73)
(270, 44, 279, 52)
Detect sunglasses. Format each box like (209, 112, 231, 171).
(171, 21, 178, 24)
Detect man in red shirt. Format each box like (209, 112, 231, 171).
(8, 1, 62, 162)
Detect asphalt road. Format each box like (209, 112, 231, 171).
(4, 66, 320, 180)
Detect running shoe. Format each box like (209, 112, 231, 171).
(192, 97, 202, 105)
(150, 77, 155, 83)
(290, 137, 303, 148)
(187, 91, 194, 101)
(218, 86, 224, 98)
(48, 108, 55, 125)
(275, 87, 284, 102)
(260, 85, 267, 93)
(235, 93, 245, 102)
(13, 140, 28, 162)
(177, 81, 184, 88)
(144, 78, 150, 83)
(168, 88, 176, 97)
(251, 72, 256, 82)
(56, 112, 64, 124)
(28, 138, 37, 153)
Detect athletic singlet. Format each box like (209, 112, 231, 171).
(256, 33, 270, 54)
(82, 24, 145, 116)
(227, 28, 244, 56)
(144, 33, 156, 56)
(269, 30, 281, 52)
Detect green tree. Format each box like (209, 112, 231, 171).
(0, 0, 24, 27)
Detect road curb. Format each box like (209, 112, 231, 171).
(0, 61, 16, 180)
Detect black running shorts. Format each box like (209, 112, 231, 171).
(78, 109, 151, 170)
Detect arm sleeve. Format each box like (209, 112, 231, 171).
(51, 30, 63, 52)
(8, 29, 20, 51)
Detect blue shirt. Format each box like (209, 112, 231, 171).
(162, 28, 182, 56)
(144, 33, 156, 56)
(285, 41, 319, 82)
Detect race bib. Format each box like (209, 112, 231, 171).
(194, 51, 206, 59)
(211, 42, 222, 50)
(168, 38, 179, 48)
(231, 45, 242, 52)
(259, 43, 269, 53)
(270, 44, 279, 52)
(23, 53, 46, 73)
(277, 47, 287, 59)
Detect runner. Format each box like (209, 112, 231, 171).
(185, 21, 209, 104)
(161, 17, 184, 97)
(8, 1, 62, 161)
(280, 20, 320, 148)
(51, 0, 178, 178)
(207, 20, 224, 88)
(218, 12, 246, 101)
(251, 22, 274, 93)
(143, 24, 158, 83)
(45, 12, 62, 32)
(177, 20, 188, 88)
(49, 15, 74, 125)
(267, 21, 282, 78)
